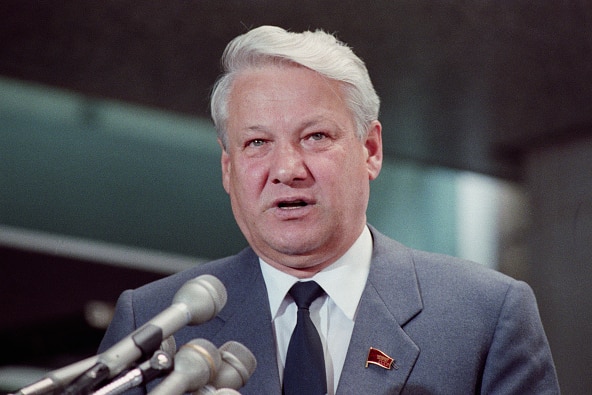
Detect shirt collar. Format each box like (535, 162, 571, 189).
(260, 225, 373, 321)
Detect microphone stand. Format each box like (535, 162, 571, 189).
(92, 350, 173, 395)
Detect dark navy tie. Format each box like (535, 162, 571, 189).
(283, 281, 327, 395)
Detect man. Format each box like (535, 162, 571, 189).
(99, 25, 559, 394)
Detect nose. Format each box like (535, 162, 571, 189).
(270, 142, 309, 185)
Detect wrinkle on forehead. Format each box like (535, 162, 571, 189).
(226, 64, 354, 143)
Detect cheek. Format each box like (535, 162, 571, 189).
(229, 160, 268, 198)
(313, 157, 355, 194)
(323, 154, 370, 202)
(326, 148, 367, 180)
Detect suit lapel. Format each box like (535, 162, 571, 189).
(336, 229, 423, 395)
(211, 250, 282, 394)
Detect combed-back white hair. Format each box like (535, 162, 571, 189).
(211, 25, 380, 148)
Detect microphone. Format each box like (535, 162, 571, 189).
(92, 337, 177, 395)
(149, 339, 222, 395)
(12, 356, 97, 395)
(65, 275, 227, 395)
(13, 337, 176, 395)
(194, 341, 257, 395)
(196, 389, 241, 395)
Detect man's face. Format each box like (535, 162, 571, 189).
(221, 64, 382, 277)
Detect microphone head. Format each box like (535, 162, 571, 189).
(211, 341, 257, 389)
(150, 339, 222, 395)
(175, 339, 222, 391)
(193, 387, 241, 395)
(173, 275, 227, 325)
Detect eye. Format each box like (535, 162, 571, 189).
(308, 132, 327, 141)
(247, 139, 266, 147)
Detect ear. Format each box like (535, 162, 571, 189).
(218, 138, 231, 194)
(364, 120, 383, 180)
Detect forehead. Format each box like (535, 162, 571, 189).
(227, 64, 349, 120)
(223, 65, 360, 145)
(235, 63, 340, 93)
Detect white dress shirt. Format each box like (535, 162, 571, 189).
(259, 226, 373, 395)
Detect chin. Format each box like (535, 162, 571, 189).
(263, 233, 320, 255)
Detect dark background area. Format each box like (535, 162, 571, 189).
(1, 245, 164, 369)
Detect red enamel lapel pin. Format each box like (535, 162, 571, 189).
(366, 347, 398, 370)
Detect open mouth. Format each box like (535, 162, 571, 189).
(278, 200, 308, 209)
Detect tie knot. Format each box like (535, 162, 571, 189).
(289, 281, 325, 309)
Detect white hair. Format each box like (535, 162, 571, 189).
(210, 25, 380, 148)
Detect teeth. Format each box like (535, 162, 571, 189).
(278, 201, 307, 208)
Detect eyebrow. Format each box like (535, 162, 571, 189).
(239, 115, 344, 136)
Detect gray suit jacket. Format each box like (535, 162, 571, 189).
(99, 227, 559, 394)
